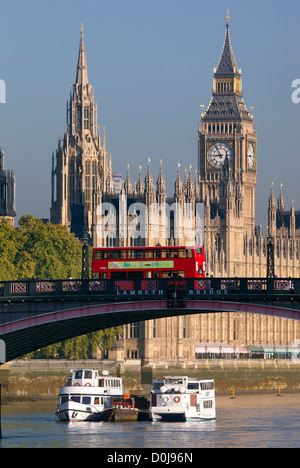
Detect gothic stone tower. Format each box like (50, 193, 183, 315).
(198, 13, 257, 276)
(51, 25, 108, 240)
(0, 147, 16, 224)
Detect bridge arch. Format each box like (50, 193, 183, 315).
(1, 299, 300, 362)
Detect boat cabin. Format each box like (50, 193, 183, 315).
(65, 369, 122, 391)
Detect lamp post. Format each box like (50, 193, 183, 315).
(81, 235, 89, 280)
(267, 236, 275, 279)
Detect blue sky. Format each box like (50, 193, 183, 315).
(0, 0, 299, 229)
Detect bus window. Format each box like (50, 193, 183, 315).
(94, 250, 109, 260)
(178, 271, 185, 278)
(127, 271, 144, 279)
(178, 249, 187, 258)
(145, 249, 154, 259)
(161, 249, 179, 258)
(111, 271, 127, 279)
(196, 247, 203, 255)
(136, 250, 144, 259)
(161, 271, 178, 278)
(111, 250, 121, 259)
(128, 249, 144, 259)
(169, 249, 178, 258)
(187, 249, 193, 258)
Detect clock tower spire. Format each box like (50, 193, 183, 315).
(198, 12, 257, 276)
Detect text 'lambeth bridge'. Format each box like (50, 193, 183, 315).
(0, 277, 300, 362)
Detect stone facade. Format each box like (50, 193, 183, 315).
(50, 19, 300, 365)
(0, 147, 16, 225)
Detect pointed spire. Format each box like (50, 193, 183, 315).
(174, 163, 184, 200)
(145, 158, 155, 193)
(105, 153, 114, 195)
(269, 182, 276, 209)
(124, 164, 133, 195)
(136, 165, 145, 196)
(186, 165, 195, 200)
(215, 10, 240, 77)
(157, 159, 167, 203)
(76, 23, 89, 86)
(278, 183, 285, 211)
(157, 159, 166, 193)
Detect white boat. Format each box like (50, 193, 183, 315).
(149, 376, 216, 422)
(55, 369, 124, 422)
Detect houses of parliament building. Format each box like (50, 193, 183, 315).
(50, 17, 300, 365)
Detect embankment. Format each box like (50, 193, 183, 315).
(0, 359, 300, 401)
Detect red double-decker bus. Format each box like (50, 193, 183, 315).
(92, 246, 205, 280)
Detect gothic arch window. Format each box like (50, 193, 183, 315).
(76, 106, 82, 131)
(215, 234, 221, 257)
(283, 241, 286, 258)
(249, 239, 253, 255)
(290, 242, 293, 259)
(69, 160, 75, 203)
(85, 161, 91, 204)
(276, 240, 280, 258)
(84, 108, 89, 129)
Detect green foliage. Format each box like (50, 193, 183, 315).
(0, 215, 83, 280)
(0, 215, 120, 359)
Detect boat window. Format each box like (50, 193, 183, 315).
(70, 395, 80, 403)
(165, 378, 183, 385)
(98, 379, 104, 387)
(82, 396, 91, 405)
(66, 377, 72, 386)
(60, 396, 69, 404)
(74, 371, 83, 379)
(203, 400, 213, 409)
(187, 383, 199, 390)
(94, 397, 100, 405)
(152, 382, 164, 390)
(200, 381, 214, 391)
(84, 370, 93, 379)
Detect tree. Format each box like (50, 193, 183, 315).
(0, 216, 120, 359)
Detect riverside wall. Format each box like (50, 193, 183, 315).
(0, 359, 300, 401)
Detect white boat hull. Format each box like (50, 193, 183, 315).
(56, 401, 105, 422)
(150, 407, 216, 422)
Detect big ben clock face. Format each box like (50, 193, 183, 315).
(208, 142, 233, 168)
(248, 143, 255, 169)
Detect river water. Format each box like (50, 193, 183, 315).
(0, 394, 299, 449)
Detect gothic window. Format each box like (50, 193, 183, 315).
(130, 322, 140, 339)
(153, 319, 156, 338)
(85, 161, 90, 203)
(69, 160, 75, 203)
(290, 242, 293, 260)
(276, 241, 280, 258)
(215, 234, 221, 257)
(84, 108, 89, 130)
(92, 161, 97, 176)
(183, 316, 186, 338)
(76, 107, 82, 131)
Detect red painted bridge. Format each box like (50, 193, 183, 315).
(0, 277, 299, 362)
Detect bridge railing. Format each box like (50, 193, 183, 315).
(0, 278, 299, 300)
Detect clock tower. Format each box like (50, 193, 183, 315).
(198, 12, 257, 276)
